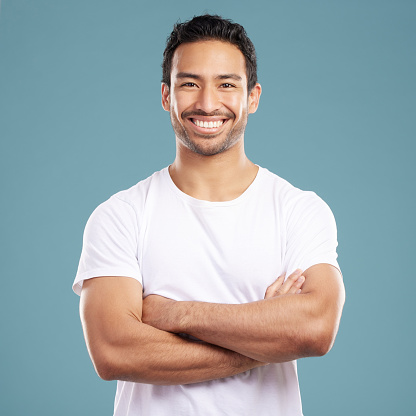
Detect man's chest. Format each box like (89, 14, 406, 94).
(139, 201, 286, 303)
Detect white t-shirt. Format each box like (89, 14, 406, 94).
(74, 166, 340, 416)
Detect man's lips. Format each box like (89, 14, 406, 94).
(186, 117, 229, 134)
(182, 111, 233, 133)
(191, 118, 225, 129)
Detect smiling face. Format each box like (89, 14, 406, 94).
(162, 40, 261, 157)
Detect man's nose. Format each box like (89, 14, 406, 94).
(195, 87, 220, 113)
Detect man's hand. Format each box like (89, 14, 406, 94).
(142, 269, 306, 333)
(264, 269, 305, 299)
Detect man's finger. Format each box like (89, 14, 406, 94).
(286, 275, 305, 294)
(265, 269, 305, 299)
(264, 273, 285, 299)
(278, 269, 304, 295)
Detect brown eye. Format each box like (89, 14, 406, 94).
(221, 83, 236, 88)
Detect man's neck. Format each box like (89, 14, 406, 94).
(169, 141, 258, 202)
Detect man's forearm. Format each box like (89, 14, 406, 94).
(91, 320, 265, 385)
(164, 295, 322, 362)
(143, 295, 312, 363)
(142, 265, 345, 363)
(80, 276, 265, 386)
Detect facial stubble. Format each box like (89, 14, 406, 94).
(170, 110, 249, 157)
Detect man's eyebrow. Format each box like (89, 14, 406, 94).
(176, 72, 201, 80)
(216, 74, 243, 82)
(175, 72, 243, 82)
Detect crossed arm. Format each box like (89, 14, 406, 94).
(142, 264, 344, 363)
(80, 264, 344, 385)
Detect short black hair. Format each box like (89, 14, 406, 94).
(162, 14, 258, 92)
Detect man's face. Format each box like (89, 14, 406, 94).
(162, 40, 261, 156)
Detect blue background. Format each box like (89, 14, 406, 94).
(1, 0, 415, 414)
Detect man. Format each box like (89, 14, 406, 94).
(73, 14, 345, 416)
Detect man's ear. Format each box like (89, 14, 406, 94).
(248, 83, 262, 114)
(161, 83, 170, 111)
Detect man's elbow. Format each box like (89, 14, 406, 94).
(308, 333, 335, 357)
(305, 294, 345, 357)
(90, 344, 149, 383)
(95, 360, 120, 381)
(264, 323, 337, 363)
(305, 319, 340, 357)
(87, 341, 131, 381)
(90, 349, 119, 381)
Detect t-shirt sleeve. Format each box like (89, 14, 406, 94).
(72, 196, 142, 296)
(284, 191, 340, 277)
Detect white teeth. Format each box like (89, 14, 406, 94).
(193, 119, 224, 128)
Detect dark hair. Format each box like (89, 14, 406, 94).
(162, 14, 258, 92)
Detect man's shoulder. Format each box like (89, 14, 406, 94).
(259, 167, 294, 190)
(109, 167, 167, 206)
(259, 166, 330, 214)
(259, 167, 316, 200)
(91, 167, 167, 219)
